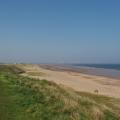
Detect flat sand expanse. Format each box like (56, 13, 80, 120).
(18, 64, 120, 98)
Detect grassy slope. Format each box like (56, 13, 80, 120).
(0, 65, 120, 120)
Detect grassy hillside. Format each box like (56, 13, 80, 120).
(0, 65, 120, 120)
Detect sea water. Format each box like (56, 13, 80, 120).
(72, 64, 120, 79)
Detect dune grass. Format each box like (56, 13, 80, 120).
(26, 71, 46, 76)
(0, 65, 120, 120)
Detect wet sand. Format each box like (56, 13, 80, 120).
(40, 64, 120, 79)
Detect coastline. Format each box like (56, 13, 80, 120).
(18, 64, 120, 98)
(39, 64, 120, 79)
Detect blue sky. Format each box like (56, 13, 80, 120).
(0, 0, 120, 63)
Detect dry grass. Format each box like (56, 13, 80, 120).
(26, 71, 46, 76)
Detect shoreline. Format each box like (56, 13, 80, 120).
(39, 64, 120, 79)
(18, 64, 120, 98)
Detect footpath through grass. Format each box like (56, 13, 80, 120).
(0, 65, 120, 120)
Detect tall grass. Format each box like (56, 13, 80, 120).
(0, 65, 120, 120)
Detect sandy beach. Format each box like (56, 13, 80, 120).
(18, 64, 120, 98)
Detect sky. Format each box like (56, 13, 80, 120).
(0, 0, 120, 63)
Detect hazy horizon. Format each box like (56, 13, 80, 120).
(0, 0, 120, 63)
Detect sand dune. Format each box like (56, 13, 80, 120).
(18, 64, 120, 98)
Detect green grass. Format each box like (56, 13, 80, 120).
(0, 65, 120, 120)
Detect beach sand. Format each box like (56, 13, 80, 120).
(18, 64, 120, 98)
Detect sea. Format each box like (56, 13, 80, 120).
(71, 64, 120, 79)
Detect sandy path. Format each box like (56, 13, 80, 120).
(19, 64, 120, 98)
